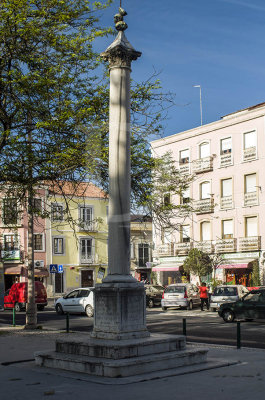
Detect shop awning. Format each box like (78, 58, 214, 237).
(34, 268, 49, 277)
(217, 263, 252, 269)
(4, 266, 22, 275)
(152, 265, 182, 272)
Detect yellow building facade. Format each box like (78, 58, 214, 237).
(49, 182, 108, 294)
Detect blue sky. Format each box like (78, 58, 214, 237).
(96, 0, 265, 137)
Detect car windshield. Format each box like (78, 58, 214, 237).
(244, 291, 265, 302)
(213, 287, 237, 296)
(165, 286, 185, 294)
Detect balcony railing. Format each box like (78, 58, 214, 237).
(220, 152, 233, 168)
(153, 243, 174, 257)
(238, 236, 261, 251)
(79, 221, 98, 232)
(195, 241, 214, 253)
(194, 198, 214, 214)
(175, 241, 192, 255)
(243, 147, 256, 162)
(80, 255, 94, 264)
(179, 162, 190, 175)
(215, 239, 237, 253)
(220, 195, 233, 210)
(192, 156, 213, 174)
(244, 192, 258, 207)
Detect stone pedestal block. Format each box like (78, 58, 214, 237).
(91, 282, 150, 340)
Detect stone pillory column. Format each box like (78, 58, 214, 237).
(91, 8, 149, 340)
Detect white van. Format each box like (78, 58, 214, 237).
(210, 285, 249, 311)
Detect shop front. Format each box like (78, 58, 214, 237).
(216, 261, 254, 287)
(152, 264, 186, 286)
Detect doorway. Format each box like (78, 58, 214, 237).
(81, 269, 93, 287)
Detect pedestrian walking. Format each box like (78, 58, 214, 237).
(199, 282, 209, 311)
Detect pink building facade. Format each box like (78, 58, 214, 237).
(151, 102, 265, 287)
(0, 187, 50, 291)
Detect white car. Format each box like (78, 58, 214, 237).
(210, 285, 249, 311)
(55, 287, 94, 317)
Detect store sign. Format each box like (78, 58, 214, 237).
(1, 250, 20, 262)
(222, 252, 259, 260)
(97, 267, 105, 280)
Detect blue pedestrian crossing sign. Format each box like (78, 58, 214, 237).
(58, 265, 64, 273)
(49, 264, 58, 273)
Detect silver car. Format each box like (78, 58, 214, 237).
(210, 285, 249, 312)
(161, 283, 200, 311)
(55, 287, 94, 317)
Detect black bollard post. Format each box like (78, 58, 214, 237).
(237, 321, 241, 349)
(12, 308, 16, 327)
(66, 312, 69, 333)
(183, 318, 186, 336)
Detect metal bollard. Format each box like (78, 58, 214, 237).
(183, 318, 186, 336)
(12, 308, 16, 327)
(237, 321, 241, 349)
(66, 312, 69, 333)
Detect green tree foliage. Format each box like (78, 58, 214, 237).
(250, 259, 261, 287)
(183, 248, 213, 283)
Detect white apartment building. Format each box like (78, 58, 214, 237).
(151, 102, 265, 287)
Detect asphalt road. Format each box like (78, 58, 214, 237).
(1, 304, 265, 349)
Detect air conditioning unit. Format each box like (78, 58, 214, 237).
(34, 260, 44, 268)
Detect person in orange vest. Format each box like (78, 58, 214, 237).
(199, 282, 209, 311)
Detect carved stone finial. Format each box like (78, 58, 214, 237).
(114, 7, 128, 31)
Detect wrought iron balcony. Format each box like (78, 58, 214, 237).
(179, 162, 190, 175)
(244, 192, 258, 207)
(194, 198, 214, 214)
(243, 147, 256, 162)
(238, 236, 261, 251)
(153, 243, 174, 257)
(220, 195, 233, 210)
(215, 238, 237, 253)
(195, 241, 214, 253)
(175, 241, 192, 255)
(78, 221, 98, 232)
(220, 152, 233, 168)
(192, 156, 213, 174)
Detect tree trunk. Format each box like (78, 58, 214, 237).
(25, 193, 37, 329)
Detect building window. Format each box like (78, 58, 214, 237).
(34, 234, 44, 251)
(164, 193, 171, 206)
(200, 182, 211, 199)
(52, 204, 64, 221)
(222, 220, 233, 239)
(201, 221, 211, 241)
(80, 238, 93, 263)
(221, 178, 232, 197)
(199, 142, 210, 158)
(181, 187, 190, 204)
(244, 131, 256, 150)
(33, 198, 42, 213)
(53, 237, 64, 255)
(245, 216, 258, 237)
(2, 198, 19, 225)
(180, 225, 190, 243)
(79, 206, 93, 229)
(220, 137, 232, 154)
(179, 149, 189, 164)
(138, 243, 149, 267)
(244, 173, 256, 194)
(3, 234, 19, 250)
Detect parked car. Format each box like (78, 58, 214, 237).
(210, 285, 249, 311)
(55, 287, 94, 317)
(4, 281, 47, 312)
(161, 283, 200, 311)
(145, 285, 165, 308)
(218, 288, 265, 322)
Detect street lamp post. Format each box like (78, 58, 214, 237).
(193, 84, 203, 126)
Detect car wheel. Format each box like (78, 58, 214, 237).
(147, 298, 154, 308)
(245, 318, 253, 322)
(55, 303, 64, 315)
(210, 307, 216, 312)
(85, 304, 94, 317)
(162, 306, 167, 311)
(37, 305, 45, 311)
(222, 309, 235, 323)
(14, 303, 21, 312)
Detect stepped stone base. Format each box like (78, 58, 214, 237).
(35, 333, 208, 379)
